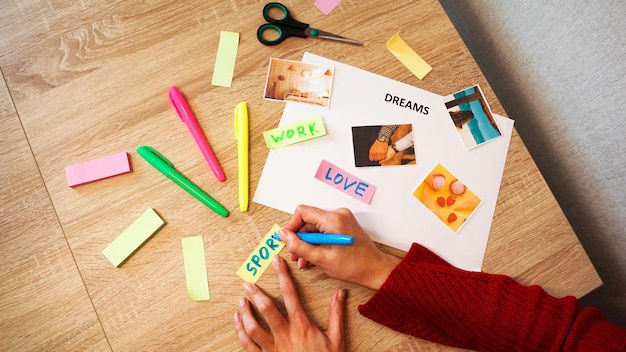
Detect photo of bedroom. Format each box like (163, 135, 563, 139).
(263, 58, 334, 108)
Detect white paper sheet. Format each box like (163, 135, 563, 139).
(254, 53, 514, 271)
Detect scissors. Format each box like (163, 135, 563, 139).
(257, 2, 362, 46)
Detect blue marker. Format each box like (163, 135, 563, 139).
(272, 232, 354, 245)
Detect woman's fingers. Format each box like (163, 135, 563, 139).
(279, 230, 324, 266)
(284, 205, 327, 232)
(238, 297, 274, 348)
(289, 252, 312, 270)
(273, 256, 307, 316)
(326, 289, 347, 346)
(243, 283, 288, 336)
(233, 311, 262, 352)
(235, 253, 348, 352)
(297, 257, 310, 269)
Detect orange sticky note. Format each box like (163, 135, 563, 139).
(386, 33, 432, 80)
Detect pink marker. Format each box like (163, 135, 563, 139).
(168, 85, 225, 182)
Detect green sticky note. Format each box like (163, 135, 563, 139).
(182, 236, 210, 301)
(386, 32, 432, 80)
(103, 208, 165, 267)
(263, 116, 327, 149)
(211, 31, 240, 87)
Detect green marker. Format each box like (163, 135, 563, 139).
(137, 146, 229, 217)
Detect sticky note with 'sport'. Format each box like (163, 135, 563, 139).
(103, 208, 165, 267)
(236, 224, 285, 283)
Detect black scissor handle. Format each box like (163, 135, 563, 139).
(257, 23, 308, 45)
(263, 2, 308, 30)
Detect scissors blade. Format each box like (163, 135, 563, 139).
(305, 28, 362, 45)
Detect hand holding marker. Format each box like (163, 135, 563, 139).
(272, 232, 354, 245)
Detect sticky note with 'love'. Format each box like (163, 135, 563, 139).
(314, 159, 376, 204)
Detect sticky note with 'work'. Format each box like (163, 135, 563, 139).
(263, 116, 326, 148)
(103, 208, 165, 267)
(65, 151, 131, 187)
(236, 224, 285, 283)
(182, 236, 210, 301)
(386, 32, 432, 80)
(314, 159, 377, 204)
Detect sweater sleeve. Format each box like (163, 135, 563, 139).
(358, 243, 626, 351)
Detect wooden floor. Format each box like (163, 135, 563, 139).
(0, 0, 601, 351)
(0, 76, 109, 349)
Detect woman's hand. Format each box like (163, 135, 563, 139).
(234, 255, 346, 352)
(280, 205, 401, 291)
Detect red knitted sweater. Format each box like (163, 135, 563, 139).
(358, 243, 626, 351)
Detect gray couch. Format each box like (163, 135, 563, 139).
(439, 0, 626, 326)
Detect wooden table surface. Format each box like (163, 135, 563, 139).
(0, 0, 602, 351)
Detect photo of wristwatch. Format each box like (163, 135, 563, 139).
(377, 134, 390, 144)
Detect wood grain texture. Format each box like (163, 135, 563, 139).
(0, 68, 109, 350)
(0, 0, 601, 350)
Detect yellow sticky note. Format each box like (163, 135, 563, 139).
(386, 32, 432, 80)
(236, 224, 285, 283)
(263, 116, 327, 149)
(103, 208, 166, 267)
(211, 31, 240, 87)
(182, 236, 210, 301)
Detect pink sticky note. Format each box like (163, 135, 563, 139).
(314, 0, 342, 15)
(65, 151, 131, 187)
(314, 159, 376, 204)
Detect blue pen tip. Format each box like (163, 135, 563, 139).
(272, 233, 282, 241)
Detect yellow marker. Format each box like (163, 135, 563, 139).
(386, 32, 433, 80)
(211, 31, 240, 87)
(182, 236, 210, 301)
(236, 224, 285, 283)
(103, 208, 165, 267)
(235, 101, 249, 211)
